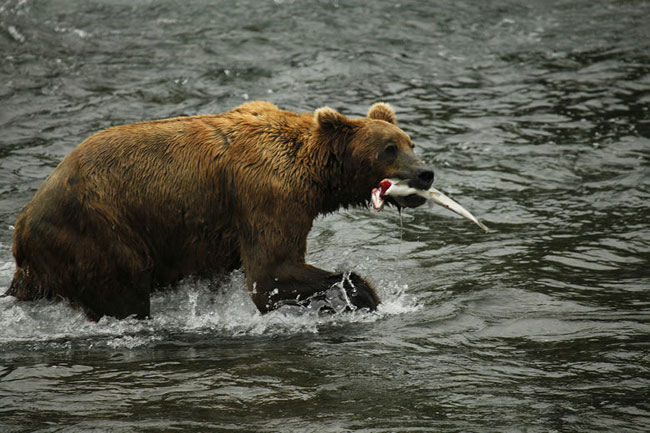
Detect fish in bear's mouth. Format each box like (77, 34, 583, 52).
(371, 178, 489, 232)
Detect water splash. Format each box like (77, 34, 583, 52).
(0, 270, 421, 349)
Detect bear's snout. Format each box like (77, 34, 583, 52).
(408, 167, 435, 191)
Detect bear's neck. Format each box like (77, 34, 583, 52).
(297, 134, 366, 215)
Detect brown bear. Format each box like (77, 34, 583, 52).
(5, 101, 434, 320)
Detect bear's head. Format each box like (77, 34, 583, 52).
(313, 103, 434, 209)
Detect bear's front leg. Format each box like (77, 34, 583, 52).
(244, 262, 380, 314)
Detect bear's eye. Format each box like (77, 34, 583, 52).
(383, 143, 398, 158)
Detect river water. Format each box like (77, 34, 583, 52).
(1, 0, 649, 432)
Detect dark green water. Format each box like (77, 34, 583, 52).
(1, 0, 649, 432)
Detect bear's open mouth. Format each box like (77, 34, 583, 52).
(390, 194, 427, 209)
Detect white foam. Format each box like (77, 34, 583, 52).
(7, 25, 25, 43)
(0, 270, 421, 348)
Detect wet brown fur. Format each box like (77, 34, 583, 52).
(6, 101, 431, 320)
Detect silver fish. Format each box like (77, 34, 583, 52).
(372, 179, 489, 232)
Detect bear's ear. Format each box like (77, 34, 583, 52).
(314, 107, 356, 153)
(314, 106, 353, 131)
(314, 107, 355, 136)
(368, 102, 397, 125)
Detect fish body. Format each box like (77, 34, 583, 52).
(371, 179, 489, 232)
